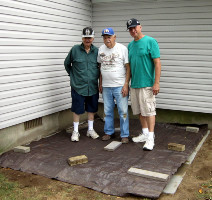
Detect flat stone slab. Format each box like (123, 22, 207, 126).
(68, 155, 88, 166)
(104, 141, 122, 151)
(186, 126, 199, 133)
(168, 143, 185, 152)
(128, 167, 169, 181)
(13, 146, 30, 153)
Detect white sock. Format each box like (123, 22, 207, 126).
(149, 132, 154, 138)
(73, 122, 79, 132)
(88, 120, 94, 131)
(142, 128, 149, 135)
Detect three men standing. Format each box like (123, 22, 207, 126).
(64, 21, 161, 151)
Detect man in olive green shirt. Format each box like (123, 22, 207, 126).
(64, 27, 100, 142)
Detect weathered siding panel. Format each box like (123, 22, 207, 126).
(0, 0, 92, 129)
(92, 0, 212, 114)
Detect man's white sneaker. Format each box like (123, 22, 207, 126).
(132, 133, 148, 143)
(87, 129, 99, 139)
(143, 137, 155, 151)
(71, 131, 80, 142)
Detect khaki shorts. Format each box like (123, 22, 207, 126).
(130, 87, 156, 116)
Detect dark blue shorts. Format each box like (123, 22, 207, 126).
(71, 88, 99, 115)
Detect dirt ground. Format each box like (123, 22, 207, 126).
(0, 131, 211, 200)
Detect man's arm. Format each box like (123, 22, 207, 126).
(99, 64, 103, 93)
(121, 63, 131, 97)
(153, 58, 161, 95)
(64, 50, 72, 75)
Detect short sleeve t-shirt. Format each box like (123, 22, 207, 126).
(97, 43, 129, 87)
(128, 35, 160, 88)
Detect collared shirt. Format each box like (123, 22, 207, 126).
(64, 43, 99, 96)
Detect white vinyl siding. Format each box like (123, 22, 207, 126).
(0, 0, 92, 129)
(92, 0, 212, 114)
(1, 0, 212, 130)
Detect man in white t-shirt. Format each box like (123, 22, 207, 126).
(98, 28, 131, 143)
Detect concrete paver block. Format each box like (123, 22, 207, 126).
(13, 146, 30, 153)
(114, 127, 120, 132)
(168, 143, 185, 152)
(186, 126, 199, 133)
(128, 167, 169, 181)
(68, 155, 88, 166)
(104, 141, 122, 151)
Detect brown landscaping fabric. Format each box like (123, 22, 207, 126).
(0, 118, 208, 199)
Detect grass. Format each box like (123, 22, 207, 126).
(0, 173, 48, 200)
(0, 171, 152, 200)
(197, 180, 212, 200)
(0, 173, 22, 200)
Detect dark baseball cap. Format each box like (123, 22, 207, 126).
(126, 18, 140, 29)
(82, 27, 95, 38)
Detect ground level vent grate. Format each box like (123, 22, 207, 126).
(24, 117, 42, 130)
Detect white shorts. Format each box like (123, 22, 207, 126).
(130, 87, 156, 116)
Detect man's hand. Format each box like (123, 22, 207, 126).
(153, 58, 161, 96)
(99, 84, 103, 93)
(153, 83, 160, 95)
(121, 83, 129, 97)
(99, 71, 102, 93)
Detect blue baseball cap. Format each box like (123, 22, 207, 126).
(101, 28, 115, 36)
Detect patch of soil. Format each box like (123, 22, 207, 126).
(1, 131, 211, 200)
(159, 130, 212, 200)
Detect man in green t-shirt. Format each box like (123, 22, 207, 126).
(64, 27, 100, 142)
(126, 18, 162, 151)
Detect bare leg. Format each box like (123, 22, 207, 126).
(146, 115, 155, 132)
(139, 115, 155, 132)
(88, 112, 95, 121)
(139, 115, 148, 129)
(73, 112, 80, 122)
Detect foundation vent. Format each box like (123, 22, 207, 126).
(24, 117, 42, 130)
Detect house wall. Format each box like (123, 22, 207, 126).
(92, 0, 212, 114)
(0, 0, 91, 153)
(0, 0, 92, 130)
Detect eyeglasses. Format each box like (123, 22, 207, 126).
(83, 37, 93, 40)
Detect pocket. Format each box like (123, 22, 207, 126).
(73, 58, 83, 63)
(137, 48, 147, 56)
(73, 58, 85, 70)
(144, 87, 154, 99)
(90, 60, 98, 69)
(145, 98, 156, 112)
